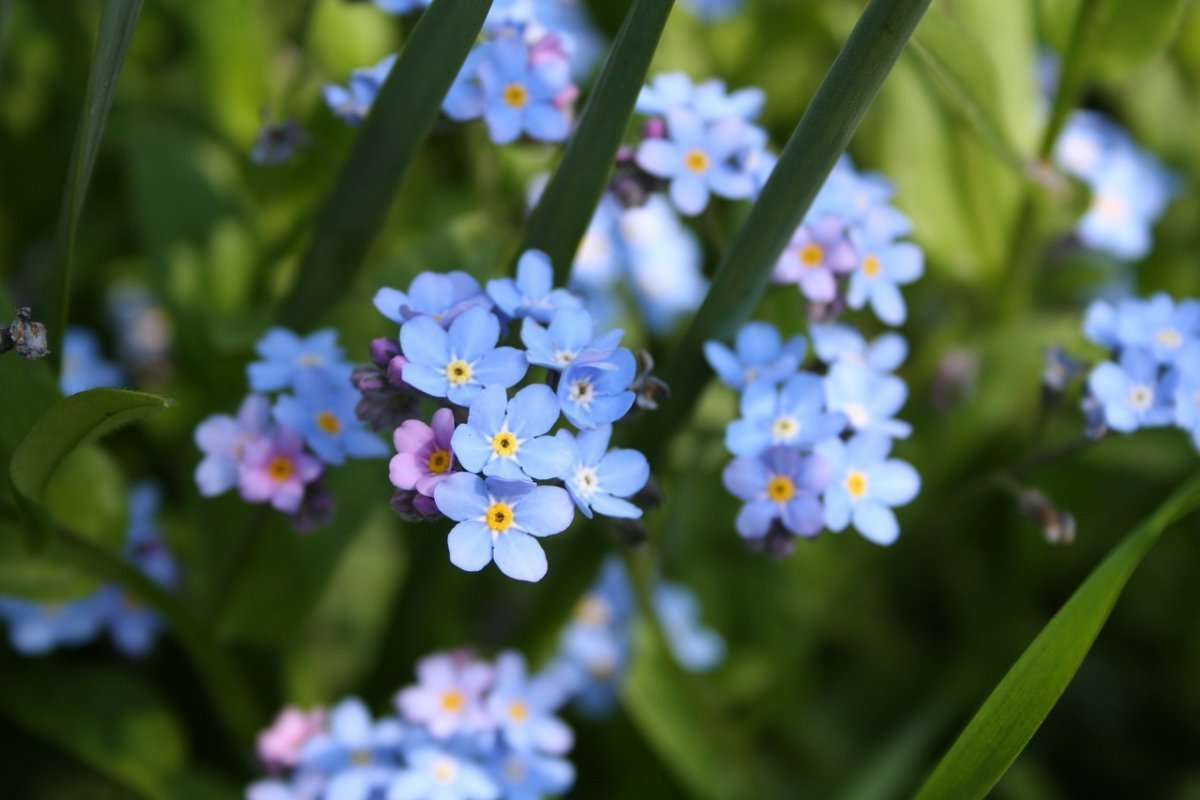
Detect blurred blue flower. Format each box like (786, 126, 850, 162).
(475, 34, 574, 144)
(250, 119, 306, 166)
(558, 424, 649, 519)
(557, 347, 637, 430)
(389, 747, 499, 800)
(680, 0, 744, 21)
(485, 651, 574, 754)
(823, 362, 912, 439)
(400, 307, 527, 406)
(396, 651, 494, 740)
(637, 72, 765, 122)
(486, 249, 581, 323)
(812, 157, 912, 243)
(722, 446, 829, 539)
(298, 698, 403, 800)
(324, 55, 396, 125)
(487, 1, 604, 78)
(1087, 347, 1176, 433)
(451, 384, 572, 481)
(772, 216, 857, 304)
(815, 434, 920, 546)
(810, 323, 907, 373)
(375, 271, 492, 328)
(704, 321, 806, 390)
(1085, 293, 1200, 365)
(725, 374, 846, 457)
(653, 582, 726, 672)
(273, 374, 389, 466)
(636, 108, 757, 215)
(520, 308, 623, 371)
(0, 596, 105, 655)
(248, 328, 349, 394)
(619, 194, 708, 333)
(372, 0, 432, 13)
(433, 473, 575, 582)
(1175, 355, 1200, 450)
(485, 749, 574, 800)
(553, 559, 634, 714)
(845, 232, 924, 326)
(60, 326, 124, 396)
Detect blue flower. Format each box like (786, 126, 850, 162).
(1087, 347, 1176, 433)
(485, 750, 574, 800)
(815, 434, 920, 546)
(273, 374, 389, 466)
(400, 307, 528, 406)
(845, 233, 924, 326)
(433, 474, 575, 582)
(324, 55, 397, 125)
(0, 596, 105, 655)
(704, 321, 806, 390)
(476, 34, 574, 144)
(654, 582, 725, 672)
(722, 446, 829, 538)
(60, 327, 124, 396)
(679, 0, 744, 22)
(810, 323, 908, 373)
(725, 375, 846, 457)
(374, 271, 492, 328)
(636, 108, 757, 215)
(372, 0, 432, 13)
(485, 651, 574, 754)
(812, 156, 912, 243)
(521, 308, 623, 372)
(553, 559, 634, 714)
(486, 250, 581, 323)
(1086, 293, 1200, 364)
(248, 328, 349, 393)
(299, 698, 404, 800)
(558, 425, 649, 519)
(637, 72, 764, 122)
(389, 747, 499, 800)
(396, 652, 494, 740)
(618, 195, 708, 333)
(557, 348, 637, 430)
(823, 362, 912, 439)
(1174, 352, 1200, 450)
(250, 119, 306, 166)
(450, 385, 573, 481)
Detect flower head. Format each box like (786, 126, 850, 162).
(1087, 346, 1176, 433)
(194, 394, 273, 497)
(557, 348, 637, 430)
(823, 361, 912, 438)
(60, 327, 124, 396)
(487, 250, 581, 323)
(722, 446, 829, 539)
(520, 308, 623, 372)
(400, 307, 527, 406)
(485, 651, 574, 754)
(238, 427, 324, 513)
(475, 34, 574, 144)
(391, 408, 459, 512)
(704, 321, 806, 390)
(772, 217, 857, 304)
(653, 582, 725, 672)
(274, 374, 389, 466)
(374, 272, 492, 328)
(558, 425, 649, 519)
(389, 747, 499, 800)
(298, 698, 403, 799)
(248, 328, 349, 394)
(725, 374, 846, 457)
(396, 651, 494, 739)
(451, 385, 572, 481)
(323, 55, 396, 125)
(636, 108, 757, 215)
(815, 434, 920, 545)
(845, 233, 924, 326)
(810, 323, 907, 373)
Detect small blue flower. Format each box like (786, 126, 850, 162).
(725, 375, 846, 457)
(299, 698, 404, 800)
(194, 394, 273, 497)
(0, 596, 105, 655)
(722, 446, 829, 538)
(400, 307, 528, 406)
(636, 108, 757, 216)
(248, 328, 349, 393)
(553, 558, 634, 714)
(810, 323, 908, 373)
(485, 651, 574, 754)
(653, 582, 725, 672)
(485, 749, 574, 800)
(433, 473, 575, 582)
(704, 321, 806, 390)
(619, 195, 708, 333)
(557, 348, 637, 430)
(823, 362, 912, 439)
(324, 55, 397, 125)
(679, 0, 744, 22)
(812, 156, 912, 243)
(372, 0, 432, 13)
(451, 384, 572, 481)
(251, 119, 306, 166)
(374, 271, 492, 328)
(1090, 293, 1200, 364)
(845, 233, 924, 326)
(273, 374, 389, 466)
(815, 434, 920, 546)
(1174, 353, 1200, 450)
(486, 250, 581, 323)
(637, 72, 764, 122)
(559, 425, 649, 519)
(389, 747, 499, 800)
(60, 327, 124, 396)
(477, 34, 574, 144)
(520, 308, 623, 372)
(1087, 347, 1176, 433)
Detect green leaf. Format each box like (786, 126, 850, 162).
(280, 0, 494, 328)
(9, 388, 174, 507)
(914, 473, 1200, 800)
(0, 662, 186, 798)
(45, 0, 144, 362)
(521, 0, 675, 283)
(635, 0, 933, 453)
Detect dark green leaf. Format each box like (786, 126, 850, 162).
(914, 473, 1200, 800)
(635, 0, 933, 453)
(521, 0, 675, 283)
(0, 662, 186, 798)
(280, 0, 494, 327)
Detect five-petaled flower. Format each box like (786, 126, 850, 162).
(400, 307, 528, 406)
(451, 385, 573, 481)
(558, 425, 649, 519)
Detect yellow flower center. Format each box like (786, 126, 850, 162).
(507, 700, 530, 723)
(503, 82, 529, 108)
(683, 148, 710, 174)
(316, 410, 341, 434)
(767, 475, 795, 503)
(350, 749, 373, 766)
(445, 359, 472, 385)
(862, 254, 881, 277)
(574, 596, 610, 627)
(1156, 328, 1182, 349)
(485, 501, 514, 532)
(427, 448, 451, 474)
(1092, 191, 1127, 220)
(844, 469, 868, 499)
(799, 244, 824, 267)
(440, 689, 465, 713)
(492, 431, 518, 458)
(268, 456, 293, 481)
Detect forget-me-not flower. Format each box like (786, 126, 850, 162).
(400, 307, 528, 406)
(375, 271, 492, 328)
(557, 348, 637, 430)
(238, 427, 324, 514)
(725, 374, 846, 457)
(60, 327, 124, 396)
(248, 328, 348, 393)
(845, 232, 924, 325)
(1087, 346, 1177, 433)
(273, 374, 388, 466)
(772, 217, 857, 304)
(520, 308, 623, 372)
(722, 446, 829, 538)
(298, 698, 403, 800)
(637, 72, 764, 122)
(485, 651, 574, 754)
(0, 596, 106, 655)
(324, 55, 397, 126)
(476, 34, 574, 144)
(704, 321, 806, 390)
(653, 582, 726, 672)
(194, 393, 272, 496)
(815, 434, 920, 546)
(636, 108, 756, 215)
(810, 323, 908, 373)
(558, 425, 648, 519)
(451, 385, 573, 481)
(389, 747, 499, 800)
(391, 408, 459, 509)
(823, 362, 912, 438)
(485, 749, 575, 800)
(486, 249, 581, 323)
(397, 652, 494, 740)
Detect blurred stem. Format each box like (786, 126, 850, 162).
(54, 525, 262, 750)
(0, 0, 12, 80)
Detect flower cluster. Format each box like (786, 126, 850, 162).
(194, 328, 387, 528)
(248, 650, 576, 800)
(367, 251, 651, 582)
(0, 483, 175, 657)
(1079, 293, 1200, 449)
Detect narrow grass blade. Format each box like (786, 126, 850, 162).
(47, 0, 144, 364)
(521, 0, 675, 283)
(637, 0, 932, 452)
(280, 0, 493, 328)
(1037, 0, 1114, 158)
(914, 473, 1200, 800)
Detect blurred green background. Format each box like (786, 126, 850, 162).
(2, 0, 1200, 797)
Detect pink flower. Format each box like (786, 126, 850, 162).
(238, 427, 323, 513)
(256, 706, 326, 771)
(390, 408, 457, 498)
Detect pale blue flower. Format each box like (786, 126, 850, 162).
(486, 750, 574, 800)
(396, 652, 494, 740)
(680, 0, 744, 22)
(1087, 347, 1176, 433)
(520, 308, 623, 372)
(637, 72, 764, 122)
(400, 307, 528, 406)
(845, 232, 924, 325)
(248, 328, 349, 393)
(60, 327, 124, 396)
(704, 321, 806, 390)
(815, 434, 920, 546)
(654, 582, 725, 672)
(0, 596, 105, 655)
(477, 34, 574, 144)
(273, 373, 389, 466)
(823, 362, 912, 438)
(374, 271, 492, 328)
(324, 55, 397, 125)
(619, 194, 708, 332)
(298, 698, 404, 800)
(389, 747, 499, 800)
(451, 384, 572, 481)
(486, 249, 581, 323)
(722, 446, 829, 538)
(636, 108, 757, 215)
(485, 651, 574, 754)
(810, 323, 907, 373)
(812, 156, 912, 243)
(772, 216, 858, 304)
(558, 425, 648, 519)
(725, 375, 846, 457)
(557, 348, 637, 430)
